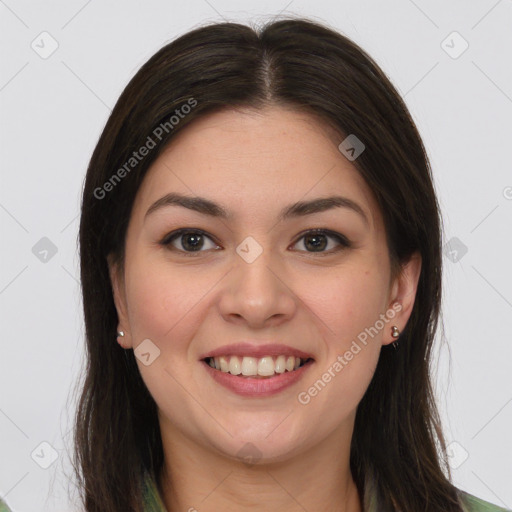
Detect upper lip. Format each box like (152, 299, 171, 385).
(199, 342, 315, 361)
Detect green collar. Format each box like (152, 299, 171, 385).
(142, 469, 168, 511)
(142, 469, 510, 512)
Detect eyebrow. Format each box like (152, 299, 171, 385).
(144, 192, 369, 227)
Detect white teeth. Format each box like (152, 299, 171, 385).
(207, 354, 311, 377)
(257, 356, 275, 376)
(241, 357, 258, 376)
(229, 355, 242, 375)
(219, 356, 229, 372)
(274, 355, 286, 373)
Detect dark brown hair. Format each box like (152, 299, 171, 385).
(74, 16, 463, 511)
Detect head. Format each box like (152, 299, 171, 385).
(75, 17, 462, 512)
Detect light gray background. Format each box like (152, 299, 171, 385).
(1, 1, 511, 511)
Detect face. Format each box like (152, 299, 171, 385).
(109, 106, 421, 465)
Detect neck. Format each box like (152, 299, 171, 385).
(157, 417, 363, 512)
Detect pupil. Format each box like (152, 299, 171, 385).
(305, 234, 327, 251)
(183, 233, 203, 251)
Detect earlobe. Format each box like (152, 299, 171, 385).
(107, 253, 131, 349)
(116, 330, 128, 349)
(385, 251, 422, 345)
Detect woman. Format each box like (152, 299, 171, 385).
(1, 17, 503, 512)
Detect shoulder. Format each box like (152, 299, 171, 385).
(0, 471, 165, 512)
(458, 489, 511, 512)
(142, 469, 167, 511)
(0, 498, 12, 512)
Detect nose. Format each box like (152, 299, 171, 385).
(217, 246, 297, 329)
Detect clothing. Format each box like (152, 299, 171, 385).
(457, 491, 512, 512)
(0, 473, 509, 511)
(141, 470, 511, 512)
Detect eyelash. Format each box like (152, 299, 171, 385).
(159, 228, 351, 257)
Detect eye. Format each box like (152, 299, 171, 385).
(160, 228, 351, 256)
(291, 229, 351, 254)
(160, 229, 220, 255)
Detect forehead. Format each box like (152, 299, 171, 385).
(131, 106, 381, 230)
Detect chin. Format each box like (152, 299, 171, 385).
(205, 425, 308, 466)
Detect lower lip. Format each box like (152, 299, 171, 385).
(201, 360, 314, 397)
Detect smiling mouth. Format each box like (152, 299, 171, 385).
(202, 355, 314, 378)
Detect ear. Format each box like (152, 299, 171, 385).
(383, 251, 422, 346)
(107, 253, 132, 349)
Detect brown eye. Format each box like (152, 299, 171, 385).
(292, 229, 351, 254)
(160, 228, 351, 256)
(161, 229, 219, 254)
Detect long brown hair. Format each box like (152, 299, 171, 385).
(74, 16, 463, 511)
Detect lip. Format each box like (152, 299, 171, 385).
(201, 359, 315, 397)
(198, 342, 315, 360)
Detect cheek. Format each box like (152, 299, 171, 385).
(123, 255, 209, 421)
(300, 265, 388, 343)
(124, 253, 192, 349)
(294, 265, 387, 404)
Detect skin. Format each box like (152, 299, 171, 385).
(108, 106, 422, 512)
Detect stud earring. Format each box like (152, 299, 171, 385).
(391, 326, 400, 350)
(117, 331, 125, 338)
